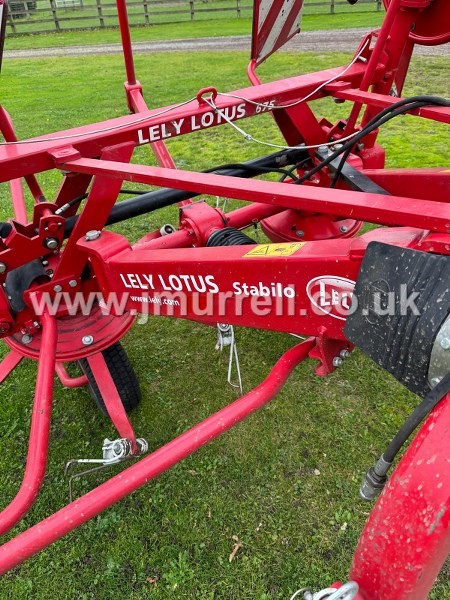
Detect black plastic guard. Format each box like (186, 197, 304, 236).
(344, 242, 450, 397)
(5, 260, 49, 312)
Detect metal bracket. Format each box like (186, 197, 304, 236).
(291, 581, 359, 600)
(64, 437, 148, 502)
(215, 323, 243, 394)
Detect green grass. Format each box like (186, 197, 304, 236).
(3, 10, 385, 50)
(0, 49, 449, 599)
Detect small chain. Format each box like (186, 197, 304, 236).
(290, 581, 359, 600)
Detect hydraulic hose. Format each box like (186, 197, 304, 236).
(360, 372, 450, 501)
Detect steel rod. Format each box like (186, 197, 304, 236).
(0, 312, 57, 536)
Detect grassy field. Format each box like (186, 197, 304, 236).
(3, 10, 385, 49)
(0, 45, 449, 599)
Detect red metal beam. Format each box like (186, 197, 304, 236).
(0, 338, 315, 574)
(351, 393, 450, 599)
(62, 157, 450, 232)
(0, 63, 370, 182)
(0, 312, 57, 536)
(86, 352, 137, 449)
(327, 88, 450, 124)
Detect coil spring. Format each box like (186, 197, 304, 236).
(207, 227, 255, 247)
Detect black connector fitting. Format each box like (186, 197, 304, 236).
(359, 455, 392, 502)
(0, 223, 12, 238)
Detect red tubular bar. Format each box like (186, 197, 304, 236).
(0, 106, 44, 213)
(0, 312, 57, 536)
(0, 62, 371, 183)
(55, 363, 88, 389)
(8, 178, 27, 224)
(0, 338, 315, 574)
(86, 352, 137, 449)
(328, 89, 450, 125)
(139, 203, 284, 250)
(226, 202, 283, 229)
(0, 350, 23, 385)
(127, 88, 178, 171)
(345, 0, 402, 132)
(115, 0, 136, 86)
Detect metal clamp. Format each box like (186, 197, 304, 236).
(64, 437, 148, 502)
(290, 582, 359, 600)
(215, 323, 243, 394)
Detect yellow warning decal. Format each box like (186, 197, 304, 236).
(244, 242, 305, 258)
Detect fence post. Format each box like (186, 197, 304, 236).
(377, 0, 382, 10)
(21, 1, 31, 18)
(7, 12, 16, 34)
(330, 0, 334, 14)
(190, 0, 194, 20)
(236, 0, 240, 17)
(143, 0, 150, 25)
(49, 0, 61, 31)
(96, 0, 105, 27)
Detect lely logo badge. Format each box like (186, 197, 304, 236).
(306, 276, 356, 320)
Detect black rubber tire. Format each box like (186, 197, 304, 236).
(78, 341, 141, 416)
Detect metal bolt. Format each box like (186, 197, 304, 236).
(113, 441, 123, 454)
(85, 230, 101, 242)
(53, 284, 63, 293)
(82, 335, 94, 346)
(0, 262, 6, 274)
(44, 237, 59, 250)
(440, 337, 450, 350)
(318, 145, 330, 155)
(69, 279, 78, 288)
(0, 321, 11, 334)
(431, 377, 442, 388)
(296, 230, 305, 238)
(22, 334, 33, 345)
(340, 225, 348, 233)
(333, 357, 344, 368)
(340, 349, 350, 359)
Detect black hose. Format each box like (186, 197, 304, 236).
(296, 96, 450, 187)
(278, 157, 312, 183)
(383, 372, 450, 463)
(205, 162, 299, 182)
(330, 100, 438, 188)
(360, 371, 450, 501)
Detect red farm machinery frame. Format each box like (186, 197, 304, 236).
(0, 0, 449, 597)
